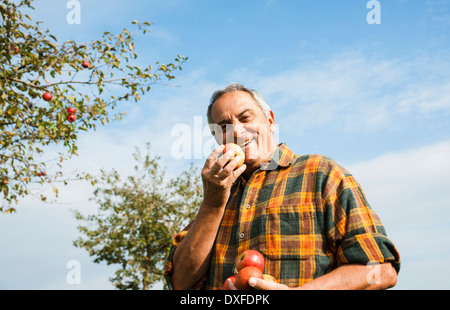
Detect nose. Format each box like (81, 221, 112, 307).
(224, 122, 245, 144)
(232, 123, 245, 139)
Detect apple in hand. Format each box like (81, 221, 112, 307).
(223, 143, 245, 168)
(222, 275, 236, 290)
(235, 250, 265, 273)
(235, 266, 264, 290)
(42, 92, 52, 101)
(263, 274, 276, 282)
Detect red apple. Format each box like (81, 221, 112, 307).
(235, 266, 264, 290)
(38, 171, 47, 177)
(235, 250, 265, 273)
(12, 47, 20, 55)
(223, 143, 245, 169)
(42, 92, 52, 101)
(82, 60, 90, 68)
(67, 114, 76, 123)
(222, 275, 236, 290)
(67, 107, 76, 114)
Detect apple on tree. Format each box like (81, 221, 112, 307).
(67, 107, 76, 114)
(67, 114, 76, 123)
(82, 60, 90, 68)
(42, 91, 52, 101)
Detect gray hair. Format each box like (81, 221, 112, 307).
(206, 83, 271, 135)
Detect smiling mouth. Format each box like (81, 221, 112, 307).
(238, 138, 254, 149)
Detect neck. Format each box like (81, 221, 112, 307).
(242, 140, 278, 181)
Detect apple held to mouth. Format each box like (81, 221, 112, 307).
(223, 143, 245, 168)
(235, 249, 265, 273)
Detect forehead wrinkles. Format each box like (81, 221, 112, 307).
(211, 91, 263, 124)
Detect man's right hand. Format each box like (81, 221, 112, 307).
(171, 145, 247, 289)
(201, 145, 247, 208)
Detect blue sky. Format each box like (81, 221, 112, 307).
(1, 0, 450, 289)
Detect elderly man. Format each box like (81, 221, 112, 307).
(164, 83, 400, 290)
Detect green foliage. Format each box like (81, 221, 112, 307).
(73, 143, 202, 290)
(0, 0, 188, 212)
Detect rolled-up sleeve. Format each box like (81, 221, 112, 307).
(163, 222, 208, 290)
(324, 167, 401, 273)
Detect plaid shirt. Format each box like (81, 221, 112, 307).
(164, 143, 400, 290)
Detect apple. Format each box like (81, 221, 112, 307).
(222, 275, 236, 290)
(223, 143, 245, 168)
(67, 107, 76, 114)
(82, 60, 90, 68)
(12, 47, 20, 55)
(263, 274, 276, 283)
(42, 92, 52, 101)
(235, 266, 264, 290)
(235, 250, 265, 273)
(38, 171, 47, 177)
(67, 114, 76, 123)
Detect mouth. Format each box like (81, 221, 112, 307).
(238, 138, 254, 149)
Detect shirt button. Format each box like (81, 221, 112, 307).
(245, 204, 251, 209)
(239, 233, 245, 239)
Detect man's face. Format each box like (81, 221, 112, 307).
(210, 91, 277, 172)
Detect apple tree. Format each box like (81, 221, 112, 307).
(73, 144, 202, 290)
(0, 0, 187, 212)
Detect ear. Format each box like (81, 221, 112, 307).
(267, 110, 276, 133)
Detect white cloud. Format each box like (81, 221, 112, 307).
(346, 140, 450, 289)
(227, 50, 450, 137)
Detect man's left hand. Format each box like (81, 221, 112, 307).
(227, 277, 290, 290)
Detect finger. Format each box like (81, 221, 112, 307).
(227, 278, 238, 290)
(248, 278, 289, 290)
(211, 147, 237, 174)
(231, 163, 247, 179)
(204, 145, 226, 170)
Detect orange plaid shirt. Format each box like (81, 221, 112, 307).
(164, 143, 400, 289)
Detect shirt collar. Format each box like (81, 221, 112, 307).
(234, 143, 294, 186)
(260, 143, 294, 170)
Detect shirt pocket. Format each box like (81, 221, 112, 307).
(255, 203, 317, 285)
